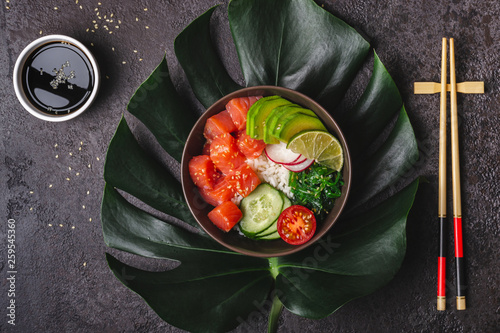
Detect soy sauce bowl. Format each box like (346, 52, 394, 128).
(13, 35, 100, 122)
(181, 86, 351, 257)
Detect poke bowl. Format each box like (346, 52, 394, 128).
(181, 86, 351, 257)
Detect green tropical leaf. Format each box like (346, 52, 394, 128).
(349, 106, 419, 209)
(275, 179, 419, 318)
(341, 52, 403, 157)
(104, 117, 198, 229)
(127, 56, 197, 163)
(101, 0, 421, 331)
(106, 252, 273, 333)
(174, 6, 242, 108)
(228, 0, 370, 108)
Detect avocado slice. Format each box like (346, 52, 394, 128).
(278, 114, 327, 143)
(271, 107, 316, 139)
(252, 97, 293, 140)
(263, 104, 302, 144)
(246, 96, 280, 137)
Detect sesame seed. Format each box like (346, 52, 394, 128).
(54, 6, 58, 10)
(144, 7, 148, 11)
(59, 224, 63, 227)
(72, 226, 75, 229)
(82, 205, 86, 209)
(30, 207, 33, 211)
(66, 178, 70, 181)
(122, 61, 126, 64)
(76, 172, 80, 176)
(79, 5, 82, 9)
(39, 30, 43, 34)
(96, 157, 100, 161)
(49, 184, 53, 188)
(89, 218, 92, 222)
(145, 26, 149, 29)
(83, 262, 87, 267)
(29, 191, 34, 194)
(69, 166, 72, 170)
(87, 191, 90, 195)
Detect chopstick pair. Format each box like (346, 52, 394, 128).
(414, 38, 484, 311)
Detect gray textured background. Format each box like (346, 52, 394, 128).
(1, 0, 499, 332)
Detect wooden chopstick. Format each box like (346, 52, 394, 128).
(449, 38, 466, 310)
(437, 37, 447, 311)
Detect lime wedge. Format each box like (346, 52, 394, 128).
(286, 130, 344, 171)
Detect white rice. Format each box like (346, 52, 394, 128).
(246, 154, 293, 199)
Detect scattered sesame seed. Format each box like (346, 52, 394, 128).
(109, 31, 113, 34)
(122, 61, 126, 64)
(79, 5, 82, 9)
(76, 172, 80, 176)
(30, 207, 33, 211)
(110, 13, 114, 17)
(54, 6, 58, 10)
(118, 19, 122, 24)
(145, 26, 149, 29)
(135, 17, 139, 21)
(48, 224, 53, 227)
(88, 164, 91, 168)
(39, 30, 43, 35)
(54, 143, 58, 147)
(49, 184, 53, 188)
(115, 25, 119, 29)
(83, 262, 87, 267)
(69, 166, 72, 170)
(69, 152, 73, 156)
(79, 147, 82, 151)
(98, 1, 101, 5)
(90, 43, 94, 46)
(59, 224, 63, 227)
(95, 8, 98, 11)
(75, 0, 78, 4)
(6, 6, 10, 9)
(55, 154, 58, 158)
(144, 7, 148, 11)
(86, 28, 89, 32)
(139, 58, 143, 61)
(29, 191, 34, 194)
(105, 75, 109, 79)
(72, 226, 75, 229)
(82, 205, 86, 209)
(87, 191, 90, 195)
(66, 178, 70, 181)
(133, 49, 138, 53)
(89, 218, 92, 222)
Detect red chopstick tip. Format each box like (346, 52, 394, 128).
(437, 296, 446, 311)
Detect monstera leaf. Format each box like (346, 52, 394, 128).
(101, 0, 420, 332)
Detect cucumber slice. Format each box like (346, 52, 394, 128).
(256, 192, 292, 238)
(257, 230, 281, 240)
(239, 184, 284, 236)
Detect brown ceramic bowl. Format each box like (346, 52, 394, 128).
(181, 86, 351, 257)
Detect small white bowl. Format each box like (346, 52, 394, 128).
(13, 35, 100, 122)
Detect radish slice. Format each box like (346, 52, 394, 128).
(265, 142, 302, 165)
(284, 158, 314, 172)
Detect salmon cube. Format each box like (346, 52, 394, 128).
(208, 201, 242, 232)
(226, 96, 262, 131)
(227, 164, 261, 197)
(204, 110, 238, 141)
(210, 133, 246, 175)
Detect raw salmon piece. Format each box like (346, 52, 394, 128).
(235, 130, 266, 159)
(199, 176, 235, 207)
(204, 110, 238, 141)
(226, 164, 261, 198)
(188, 155, 218, 190)
(208, 201, 242, 232)
(226, 96, 262, 131)
(210, 133, 246, 175)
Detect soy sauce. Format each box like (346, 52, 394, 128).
(21, 41, 94, 116)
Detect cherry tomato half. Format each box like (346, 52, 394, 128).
(277, 205, 316, 245)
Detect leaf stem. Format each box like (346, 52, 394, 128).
(268, 293, 283, 333)
(268, 257, 279, 280)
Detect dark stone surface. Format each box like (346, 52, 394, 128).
(1, 0, 499, 332)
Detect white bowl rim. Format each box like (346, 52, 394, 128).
(12, 34, 100, 122)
